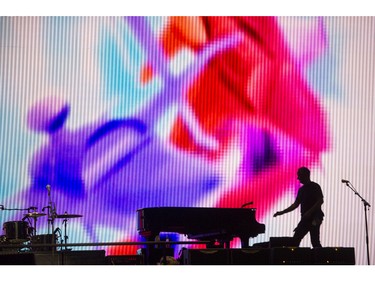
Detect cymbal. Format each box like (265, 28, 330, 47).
(55, 214, 83, 219)
(24, 212, 47, 218)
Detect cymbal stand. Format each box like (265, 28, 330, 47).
(45, 185, 57, 237)
(32, 216, 38, 236)
(44, 185, 57, 256)
(62, 218, 71, 251)
(345, 181, 371, 265)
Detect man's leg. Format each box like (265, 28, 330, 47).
(310, 223, 322, 248)
(293, 222, 310, 246)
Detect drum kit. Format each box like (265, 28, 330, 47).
(0, 205, 82, 252)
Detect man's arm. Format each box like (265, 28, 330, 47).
(273, 200, 300, 217)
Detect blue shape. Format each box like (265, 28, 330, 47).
(305, 33, 343, 100)
(203, 175, 221, 190)
(87, 119, 147, 147)
(47, 105, 70, 133)
(99, 136, 152, 184)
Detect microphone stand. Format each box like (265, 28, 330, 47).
(46, 186, 57, 257)
(345, 181, 371, 265)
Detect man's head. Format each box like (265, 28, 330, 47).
(297, 167, 311, 184)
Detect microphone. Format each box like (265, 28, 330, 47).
(341, 179, 350, 183)
(28, 206, 38, 211)
(42, 206, 51, 212)
(0, 204, 4, 210)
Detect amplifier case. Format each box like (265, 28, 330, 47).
(230, 248, 270, 265)
(313, 247, 355, 265)
(270, 247, 313, 265)
(182, 248, 230, 265)
(181, 248, 271, 265)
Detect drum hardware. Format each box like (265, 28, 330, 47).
(55, 212, 83, 251)
(1, 190, 85, 253)
(0, 205, 38, 212)
(0, 205, 43, 253)
(27, 206, 38, 212)
(22, 212, 46, 236)
(0, 235, 7, 251)
(44, 184, 58, 237)
(0, 235, 6, 243)
(53, 227, 64, 251)
(23, 212, 46, 219)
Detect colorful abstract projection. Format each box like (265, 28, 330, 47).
(1, 17, 329, 254)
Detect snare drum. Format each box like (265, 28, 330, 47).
(3, 221, 30, 242)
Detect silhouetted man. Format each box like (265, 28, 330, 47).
(274, 167, 324, 248)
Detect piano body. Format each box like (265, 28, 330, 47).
(137, 207, 265, 248)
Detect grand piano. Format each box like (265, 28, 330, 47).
(137, 207, 265, 248)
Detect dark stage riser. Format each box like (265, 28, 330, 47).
(180, 247, 355, 265)
(0, 247, 355, 265)
(0, 250, 106, 265)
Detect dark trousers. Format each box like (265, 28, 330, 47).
(293, 219, 322, 248)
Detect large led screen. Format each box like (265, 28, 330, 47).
(0, 17, 374, 265)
